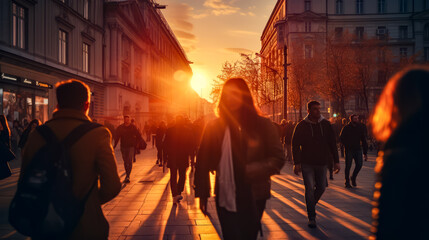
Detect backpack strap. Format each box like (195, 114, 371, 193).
(36, 125, 59, 144)
(62, 122, 102, 147)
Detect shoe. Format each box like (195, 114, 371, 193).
(173, 195, 182, 204)
(156, 160, 159, 165)
(124, 176, 130, 183)
(329, 175, 334, 180)
(351, 176, 357, 187)
(308, 219, 317, 228)
(345, 182, 352, 188)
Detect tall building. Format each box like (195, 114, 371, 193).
(0, 0, 105, 124)
(104, 0, 194, 128)
(261, 0, 429, 121)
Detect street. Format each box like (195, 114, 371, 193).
(0, 146, 375, 240)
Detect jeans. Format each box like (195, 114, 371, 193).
(121, 147, 134, 177)
(169, 167, 187, 197)
(345, 149, 363, 180)
(301, 164, 327, 220)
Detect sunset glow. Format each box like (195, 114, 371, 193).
(190, 70, 209, 97)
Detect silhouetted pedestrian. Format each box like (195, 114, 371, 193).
(18, 119, 41, 150)
(292, 100, 340, 228)
(155, 121, 167, 166)
(340, 114, 368, 188)
(195, 78, 285, 240)
(0, 115, 14, 180)
(114, 115, 141, 183)
(371, 67, 429, 240)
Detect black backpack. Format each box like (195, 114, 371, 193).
(9, 122, 101, 238)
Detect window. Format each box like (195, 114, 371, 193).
(335, 27, 343, 39)
(336, 0, 343, 14)
(424, 24, 429, 41)
(83, 0, 89, 20)
(355, 27, 364, 41)
(376, 26, 387, 40)
(400, 0, 407, 13)
(378, 0, 385, 13)
(12, 3, 26, 49)
(399, 26, 408, 39)
(82, 43, 89, 73)
(305, 0, 311, 11)
(305, 22, 311, 32)
(425, 0, 429, 10)
(58, 29, 67, 64)
(305, 45, 313, 59)
(400, 48, 407, 59)
(424, 47, 429, 62)
(356, 0, 363, 14)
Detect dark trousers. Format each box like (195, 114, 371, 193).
(216, 199, 266, 240)
(156, 147, 163, 162)
(302, 164, 327, 220)
(169, 166, 187, 197)
(345, 149, 363, 180)
(121, 147, 134, 177)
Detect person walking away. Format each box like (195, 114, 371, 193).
(370, 67, 429, 240)
(0, 115, 14, 179)
(155, 122, 167, 166)
(164, 115, 193, 203)
(340, 114, 368, 188)
(285, 120, 294, 163)
(114, 115, 141, 183)
(15, 79, 121, 239)
(292, 100, 340, 228)
(195, 78, 285, 240)
(18, 119, 41, 150)
(11, 120, 23, 156)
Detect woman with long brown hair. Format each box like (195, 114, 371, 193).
(194, 78, 285, 240)
(371, 67, 429, 239)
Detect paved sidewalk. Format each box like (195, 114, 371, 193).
(0, 144, 376, 240)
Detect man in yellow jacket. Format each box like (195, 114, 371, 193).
(20, 79, 122, 239)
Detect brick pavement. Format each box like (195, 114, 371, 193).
(0, 144, 376, 240)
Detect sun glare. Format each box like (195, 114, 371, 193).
(190, 71, 208, 96)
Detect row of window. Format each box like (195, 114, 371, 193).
(59, 0, 91, 20)
(12, 2, 91, 73)
(333, 25, 429, 41)
(334, 0, 426, 15)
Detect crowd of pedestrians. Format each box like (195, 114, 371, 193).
(1, 66, 427, 239)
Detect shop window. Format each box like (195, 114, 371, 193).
(35, 96, 48, 123)
(12, 2, 26, 49)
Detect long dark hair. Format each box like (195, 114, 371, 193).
(0, 115, 11, 137)
(216, 78, 261, 130)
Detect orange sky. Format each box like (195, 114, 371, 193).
(161, 0, 277, 101)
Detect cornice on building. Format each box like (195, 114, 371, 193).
(261, 0, 285, 41)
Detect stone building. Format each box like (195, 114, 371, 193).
(0, 0, 105, 124)
(104, 0, 193, 128)
(261, 0, 429, 121)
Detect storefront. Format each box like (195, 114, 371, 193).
(0, 73, 52, 125)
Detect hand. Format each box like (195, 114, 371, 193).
(334, 163, 341, 174)
(199, 197, 208, 216)
(293, 164, 301, 176)
(363, 154, 368, 161)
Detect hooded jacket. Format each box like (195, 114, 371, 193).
(292, 115, 339, 166)
(340, 122, 368, 154)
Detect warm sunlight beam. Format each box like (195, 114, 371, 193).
(191, 70, 208, 97)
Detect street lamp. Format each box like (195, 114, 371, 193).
(274, 20, 290, 121)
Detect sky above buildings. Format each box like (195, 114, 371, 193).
(161, 0, 277, 101)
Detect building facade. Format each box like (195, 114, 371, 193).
(261, 0, 429, 121)
(104, 0, 193, 128)
(0, 0, 105, 124)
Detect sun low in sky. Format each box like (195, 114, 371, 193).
(161, 0, 277, 101)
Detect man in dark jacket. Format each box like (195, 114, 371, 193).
(340, 114, 368, 188)
(292, 101, 340, 228)
(114, 115, 141, 183)
(164, 115, 193, 203)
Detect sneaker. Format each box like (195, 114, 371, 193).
(351, 176, 357, 187)
(124, 177, 130, 183)
(308, 219, 317, 228)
